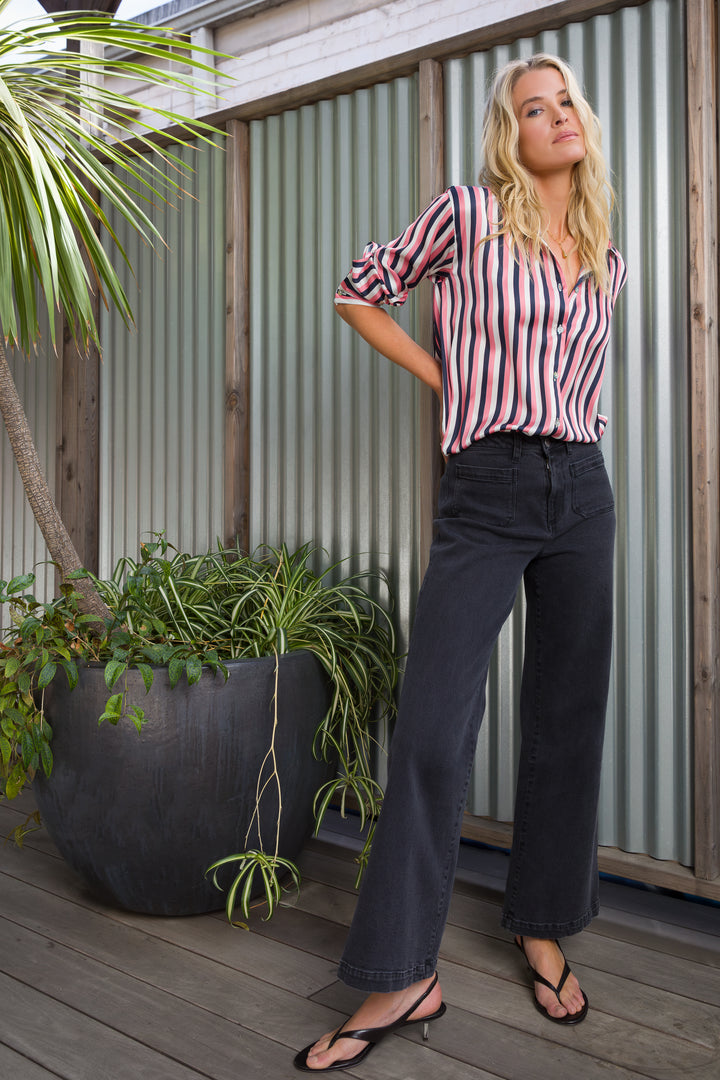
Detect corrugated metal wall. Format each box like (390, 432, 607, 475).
(98, 136, 226, 576)
(445, 0, 691, 863)
(81, 0, 690, 866)
(247, 0, 690, 863)
(248, 78, 425, 647)
(248, 79, 422, 788)
(0, 320, 57, 631)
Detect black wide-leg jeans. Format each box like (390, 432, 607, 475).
(338, 432, 616, 993)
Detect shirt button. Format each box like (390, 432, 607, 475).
(557, 326, 564, 335)
(553, 372, 558, 381)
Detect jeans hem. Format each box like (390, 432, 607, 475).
(500, 899, 599, 938)
(337, 960, 437, 993)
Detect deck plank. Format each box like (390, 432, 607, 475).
(0, 920, 320, 1080)
(1, 794, 719, 1080)
(0, 970, 215, 1080)
(312, 980, 648, 1080)
(0, 1042, 63, 1080)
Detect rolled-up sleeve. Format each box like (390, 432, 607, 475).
(335, 190, 456, 307)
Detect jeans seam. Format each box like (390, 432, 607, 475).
(427, 715, 481, 963)
(505, 568, 542, 917)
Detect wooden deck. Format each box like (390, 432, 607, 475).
(0, 790, 719, 1080)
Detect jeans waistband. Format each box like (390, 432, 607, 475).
(456, 432, 600, 463)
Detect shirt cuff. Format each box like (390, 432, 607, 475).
(333, 296, 377, 307)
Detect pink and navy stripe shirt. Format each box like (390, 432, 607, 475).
(335, 185, 627, 455)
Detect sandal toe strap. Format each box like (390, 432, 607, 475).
(529, 958, 571, 1002)
(328, 1026, 375, 1048)
(328, 972, 440, 1049)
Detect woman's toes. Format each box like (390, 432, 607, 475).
(536, 986, 568, 1018)
(304, 1033, 341, 1069)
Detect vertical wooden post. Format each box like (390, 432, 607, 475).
(55, 328, 100, 575)
(224, 118, 251, 551)
(55, 37, 103, 576)
(417, 59, 445, 574)
(687, 0, 719, 881)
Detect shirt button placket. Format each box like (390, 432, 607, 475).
(553, 323, 564, 432)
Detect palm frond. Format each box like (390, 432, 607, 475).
(0, 10, 231, 352)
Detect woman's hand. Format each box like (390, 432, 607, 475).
(336, 303, 442, 401)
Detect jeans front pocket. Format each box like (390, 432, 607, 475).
(570, 455, 614, 518)
(451, 463, 517, 526)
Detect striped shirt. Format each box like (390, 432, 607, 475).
(335, 185, 627, 454)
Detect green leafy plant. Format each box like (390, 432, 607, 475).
(0, 536, 399, 919)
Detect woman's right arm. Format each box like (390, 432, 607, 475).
(334, 190, 456, 403)
(336, 303, 442, 401)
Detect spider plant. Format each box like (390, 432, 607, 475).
(0, 535, 399, 920)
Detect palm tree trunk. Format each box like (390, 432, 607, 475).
(0, 337, 110, 627)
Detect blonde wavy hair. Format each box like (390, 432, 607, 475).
(479, 54, 615, 293)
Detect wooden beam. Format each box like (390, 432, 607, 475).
(417, 58, 445, 574)
(687, 0, 720, 881)
(54, 37, 103, 576)
(461, 815, 720, 903)
(55, 331, 100, 575)
(224, 118, 251, 552)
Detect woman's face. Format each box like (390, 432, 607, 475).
(511, 66, 586, 178)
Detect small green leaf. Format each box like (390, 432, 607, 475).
(135, 663, 154, 693)
(205, 649, 219, 669)
(3, 657, 20, 679)
(0, 735, 11, 765)
(128, 705, 147, 733)
(104, 660, 126, 689)
(1, 710, 24, 733)
(186, 655, 202, 685)
(40, 739, 53, 777)
(60, 659, 79, 690)
(168, 657, 184, 688)
(20, 729, 34, 768)
(98, 693, 123, 725)
(5, 762, 26, 800)
(7, 574, 35, 595)
(37, 661, 57, 689)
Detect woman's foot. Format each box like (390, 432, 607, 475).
(516, 936, 586, 1020)
(300, 974, 443, 1071)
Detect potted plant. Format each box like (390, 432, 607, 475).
(0, 536, 398, 917)
(0, 10, 398, 919)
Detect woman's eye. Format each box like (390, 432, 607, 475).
(562, 98, 574, 108)
(526, 107, 542, 117)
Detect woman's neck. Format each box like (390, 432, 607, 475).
(534, 171, 573, 236)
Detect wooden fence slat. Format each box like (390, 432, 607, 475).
(224, 117, 251, 551)
(687, 0, 720, 883)
(417, 58, 446, 576)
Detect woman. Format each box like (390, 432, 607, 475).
(295, 54, 626, 1072)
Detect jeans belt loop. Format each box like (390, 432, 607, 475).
(512, 431, 522, 462)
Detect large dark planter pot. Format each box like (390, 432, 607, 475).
(33, 651, 332, 916)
